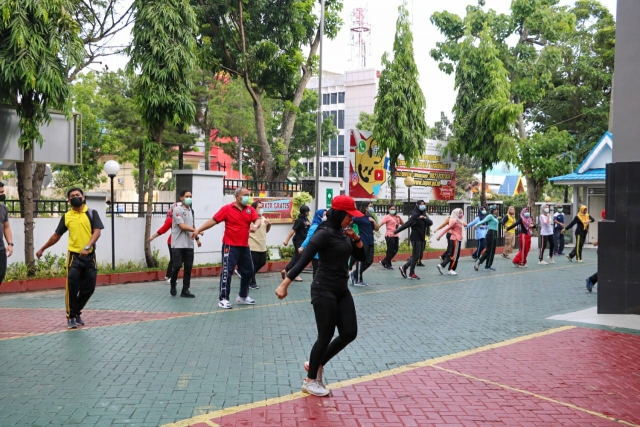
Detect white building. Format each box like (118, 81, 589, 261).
(302, 68, 379, 189)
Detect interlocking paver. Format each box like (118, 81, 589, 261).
(0, 251, 635, 426)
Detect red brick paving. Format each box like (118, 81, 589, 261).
(0, 307, 193, 338)
(198, 327, 640, 427)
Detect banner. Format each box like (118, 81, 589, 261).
(252, 198, 294, 224)
(348, 130, 387, 199)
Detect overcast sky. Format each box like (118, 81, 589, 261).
(103, 0, 617, 127)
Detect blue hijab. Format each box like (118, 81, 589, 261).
(311, 209, 326, 227)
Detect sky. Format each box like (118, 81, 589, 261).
(103, 0, 617, 127)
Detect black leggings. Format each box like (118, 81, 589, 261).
(440, 234, 451, 260)
(308, 290, 357, 380)
(403, 239, 423, 274)
(382, 236, 399, 267)
(479, 230, 497, 268)
(570, 232, 587, 261)
(354, 244, 374, 282)
(165, 244, 173, 278)
(539, 235, 555, 260)
(286, 241, 304, 272)
(590, 272, 598, 284)
(250, 251, 267, 286)
(441, 239, 461, 271)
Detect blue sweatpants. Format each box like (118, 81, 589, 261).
(219, 244, 254, 301)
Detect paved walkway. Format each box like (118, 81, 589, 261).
(1, 249, 638, 426)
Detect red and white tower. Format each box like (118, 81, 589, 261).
(349, 7, 372, 69)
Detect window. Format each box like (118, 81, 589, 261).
(338, 110, 344, 129)
(308, 161, 314, 175)
(322, 93, 330, 105)
(338, 162, 344, 178)
(323, 161, 330, 176)
(338, 135, 345, 156)
(330, 162, 337, 178)
(323, 140, 329, 156)
(331, 110, 337, 127)
(338, 92, 345, 103)
(330, 93, 337, 104)
(323, 111, 330, 121)
(330, 137, 338, 156)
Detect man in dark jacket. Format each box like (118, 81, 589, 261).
(394, 200, 433, 280)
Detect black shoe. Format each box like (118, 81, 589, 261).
(180, 289, 195, 298)
(67, 318, 77, 329)
(75, 315, 85, 326)
(399, 266, 407, 279)
(416, 262, 425, 267)
(249, 284, 259, 290)
(170, 285, 177, 296)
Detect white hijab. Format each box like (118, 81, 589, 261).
(450, 208, 464, 224)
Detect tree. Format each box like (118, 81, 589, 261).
(356, 111, 377, 131)
(128, 0, 197, 267)
(449, 29, 522, 206)
(0, 0, 84, 275)
(454, 165, 479, 200)
(373, 1, 429, 204)
(428, 112, 453, 141)
(191, 69, 227, 170)
(195, 0, 343, 182)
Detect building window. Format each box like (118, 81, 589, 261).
(308, 161, 314, 175)
(323, 140, 329, 156)
(338, 92, 345, 103)
(323, 161, 330, 176)
(330, 162, 337, 178)
(330, 137, 338, 156)
(322, 93, 330, 105)
(338, 110, 344, 129)
(323, 111, 330, 121)
(331, 110, 337, 127)
(330, 93, 337, 104)
(338, 135, 345, 156)
(338, 162, 344, 178)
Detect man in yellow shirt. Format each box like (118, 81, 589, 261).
(37, 188, 104, 329)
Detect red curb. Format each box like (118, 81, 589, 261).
(0, 246, 504, 294)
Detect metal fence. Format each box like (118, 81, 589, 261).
(111, 202, 175, 217)
(372, 202, 451, 216)
(4, 199, 69, 217)
(223, 179, 316, 198)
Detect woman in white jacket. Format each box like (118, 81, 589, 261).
(538, 204, 555, 264)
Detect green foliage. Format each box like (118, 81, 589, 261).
(428, 112, 453, 141)
(454, 165, 479, 200)
(497, 192, 529, 208)
(356, 112, 377, 132)
(0, 0, 84, 148)
(293, 191, 313, 207)
(373, 1, 429, 202)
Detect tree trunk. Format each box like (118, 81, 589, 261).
(178, 144, 184, 170)
(32, 164, 46, 217)
(525, 175, 543, 209)
(204, 126, 211, 171)
(137, 146, 145, 218)
(144, 160, 158, 268)
(480, 168, 487, 207)
(250, 93, 275, 179)
(16, 148, 36, 276)
(389, 160, 397, 204)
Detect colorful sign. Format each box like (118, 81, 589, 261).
(348, 130, 387, 199)
(252, 197, 294, 223)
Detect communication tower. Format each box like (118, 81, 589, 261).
(349, 7, 372, 69)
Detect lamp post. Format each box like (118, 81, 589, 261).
(103, 160, 120, 270)
(314, 0, 325, 211)
(404, 176, 415, 240)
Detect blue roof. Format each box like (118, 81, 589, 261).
(497, 175, 520, 195)
(549, 168, 606, 182)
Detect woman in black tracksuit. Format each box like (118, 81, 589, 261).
(394, 200, 432, 280)
(563, 205, 595, 262)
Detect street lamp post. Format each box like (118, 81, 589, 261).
(404, 176, 415, 240)
(103, 160, 120, 270)
(314, 0, 325, 211)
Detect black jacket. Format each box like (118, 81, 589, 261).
(564, 215, 595, 235)
(395, 206, 433, 241)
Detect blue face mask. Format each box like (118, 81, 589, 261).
(368, 207, 374, 213)
(184, 197, 192, 206)
(240, 195, 250, 205)
(524, 212, 530, 218)
(481, 210, 487, 215)
(418, 205, 426, 211)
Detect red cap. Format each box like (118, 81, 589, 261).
(330, 195, 364, 217)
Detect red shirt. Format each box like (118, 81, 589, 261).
(214, 203, 259, 247)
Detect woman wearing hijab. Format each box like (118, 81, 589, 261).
(501, 206, 517, 259)
(435, 208, 466, 275)
(507, 207, 535, 267)
(538, 204, 555, 265)
(466, 206, 489, 260)
(282, 205, 311, 282)
(248, 201, 271, 289)
(563, 205, 595, 263)
(299, 209, 326, 278)
(473, 205, 501, 271)
(276, 195, 366, 397)
(379, 205, 403, 270)
(350, 201, 379, 286)
(394, 200, 433, 280)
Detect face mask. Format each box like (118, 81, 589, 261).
(240, 195, 250, 205)
(258, 209, 264, 215)
(70, 197, 83, 207)
(368, 207, 374, 213)
(524, 212, 530, 218)
(184, 197, 192, 206)
(0, 194, 5, 202)
(419, 205, 426, 211)
(389, 210, 396, 215)
(321, 216, 327, 222)
(558, 208, 563, 212)
(458, 213, 464, 219)
(481, 210, 487, 215)
(543, 208, 549, 213)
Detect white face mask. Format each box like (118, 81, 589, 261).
(258, 209, 264, 215)
(543, 208, 549, 213)
(321, 217, 327, 222)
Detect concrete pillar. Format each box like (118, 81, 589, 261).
(317, 177, 343, 210)
(173, 170, 227, 265)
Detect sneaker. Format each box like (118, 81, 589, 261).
(67, 318, 77, 329)
(409, 273, 420, 280)
(75, 315, 85, 326)
(437, 264, 443, 275)
(439, 256, 443, 263)
(448, 270, 458, 275)
(236, 296, 256, 305)
(170, 285, 177, 296)
(472, 255, 478, 260)
(301, 379, 330, 397)
(164, 276, 171, 284)
(180, 289, 195, 298)
(577, 260, 583, 263)
(234, 269, 241, 278)
(586, 277, 593, 292)
(566, 254, 572, 262)
(416, 262, 425, 267)
(538, 261, 548, 265)
(474, 260, 479, 271)
(386, 265, 394, 270)
(484, 267, 496, 271)
(349, 270, 356, 284)
(218, 299, 233, 309)
(549, 258, 555, 264)
(353, 281, 368, 287)
(249, 283, 259, 290)
(399, 266, 407, 279)
(304, 361, 326, 389)
(379, 261, 387, 269)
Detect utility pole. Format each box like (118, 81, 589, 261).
(314, 0, 325, 211)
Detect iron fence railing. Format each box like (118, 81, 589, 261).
(223, 179, 315, 198)
(111, 202, 174, 217)
(4, 199, 69, 217)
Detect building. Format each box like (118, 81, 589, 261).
(302, 68, 379, 189)
(497, 175, 526, 196)
(549, 131, 611, 243)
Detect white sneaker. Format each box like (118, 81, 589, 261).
(538, 261, 548, 265)
(577, 260, 583, 263)
(218, 299, 233, 309)
(304, 361, 326, 389)
(301, 379, 330, 397)
(164, 277, 171, 284)
(234, 269, 241, 278)
(437, 265, 443, 275)
(448, 270, 458, 275)
(549, 258, 555, 264)
(235, 296, 256, 305)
